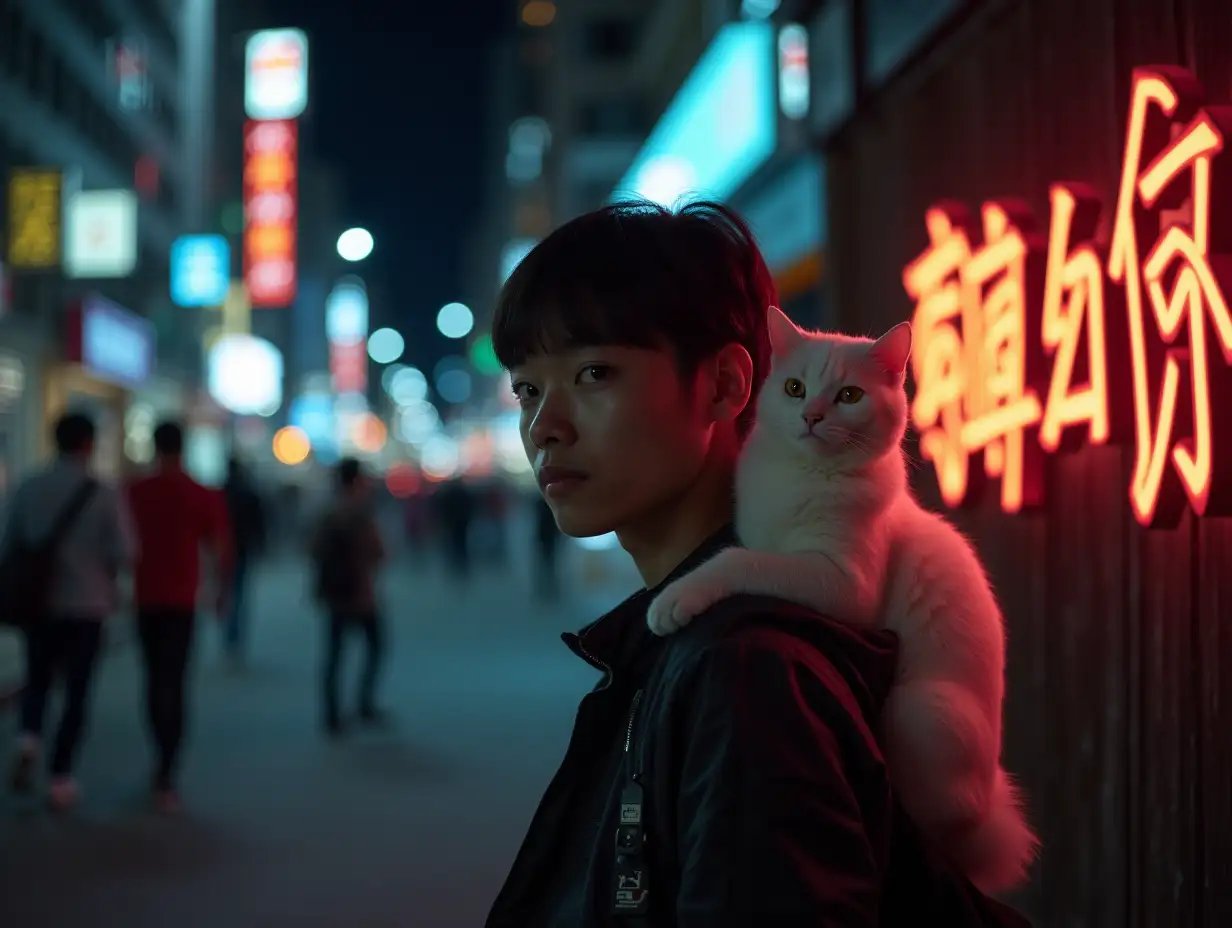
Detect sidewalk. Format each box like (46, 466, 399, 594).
(0, 547, 641, 928)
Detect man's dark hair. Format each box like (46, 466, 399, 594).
(153, 421, 184, 456)
(337, 457, 362, 489)
(492, 200, 777, 436)
(54, 412, 95, 455)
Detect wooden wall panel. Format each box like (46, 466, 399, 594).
(825, 0, 1232, 923)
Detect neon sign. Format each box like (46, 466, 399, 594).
(905, 65, 1232, 528)
(243, 120, 298, 308)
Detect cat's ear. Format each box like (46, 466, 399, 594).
(869, 322, 912, 377)
(767, 306, 804, 359)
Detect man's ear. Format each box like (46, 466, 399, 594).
(709, 342, 754, 425)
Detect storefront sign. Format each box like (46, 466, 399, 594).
(64, 189, 139, 279)
(905, 65, 1231, 529)
(170, 234, 230, 307)
(6, 168, 62, 270)
(243, 119, 298, 308)
(67, 296, 156, 389)
(614, 22, 777, 206)
(245, 28, 309, 120)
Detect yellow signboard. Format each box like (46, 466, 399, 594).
(6, 169, 62, 269)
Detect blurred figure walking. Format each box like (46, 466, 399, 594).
(310, 458, 387, 736)
(435, 478, 475, 583)
(533, 496, 562, 602)
(222, 457, 266, 662)
(127, 422, 231, 812)
(2, 413, 135, 810)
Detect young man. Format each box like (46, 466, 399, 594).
(127, 421, 231, 811)
(484, 202, 1031, 926)
(5, 412, 135, 810)
(310, 457, 386, 735)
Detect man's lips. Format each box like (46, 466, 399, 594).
(537, 465, 588, 491)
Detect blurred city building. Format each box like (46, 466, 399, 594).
(0, 0, 215, 483)
(470, 0, 833, 373)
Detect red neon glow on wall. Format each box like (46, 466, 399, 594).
(905, 66, 1232, 528)
(243, 119, 298, 309)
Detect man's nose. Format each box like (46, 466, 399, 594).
(528, 394, 578, 449)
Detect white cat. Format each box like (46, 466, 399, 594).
(646, 306, 1039, 893)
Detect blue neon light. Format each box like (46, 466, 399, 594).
(614, 22, 777, 206)
(170, 235, 230, 307)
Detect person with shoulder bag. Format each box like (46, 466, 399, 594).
(1, 413, 136, 811)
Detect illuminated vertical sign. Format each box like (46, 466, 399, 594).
(904, 65, 1232, 529)
(245, 29, 309, 120)
(6, 168, 62, 270)
(243, 120, 298, 308)
(326, 281, 369, 395)
(778, 24, 810, 120)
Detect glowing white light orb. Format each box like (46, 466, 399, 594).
(207, 334, 283, 416)
(336, 227, 374, 262)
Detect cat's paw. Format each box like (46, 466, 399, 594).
(646, 577, 722, 637)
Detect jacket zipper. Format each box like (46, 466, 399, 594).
(576, 625, 615, 691)
(624, 688, 644, 758)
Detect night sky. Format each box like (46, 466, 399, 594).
(259, 1, 511, 376)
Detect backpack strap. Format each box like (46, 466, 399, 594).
(39, 479, 99, 554)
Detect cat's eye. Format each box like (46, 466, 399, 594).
(835, 385, 865, 404)
(783, 377, 806, 398)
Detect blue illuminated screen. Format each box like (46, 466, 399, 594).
(614, 22, 778, 206)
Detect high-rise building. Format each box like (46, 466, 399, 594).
(0, 0, 220, 478)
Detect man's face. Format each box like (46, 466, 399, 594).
(512, 346, 714, 538)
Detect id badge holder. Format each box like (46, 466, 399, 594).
(612, 779, 650, 917)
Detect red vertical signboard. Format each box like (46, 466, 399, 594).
(243, 120, 297, 308)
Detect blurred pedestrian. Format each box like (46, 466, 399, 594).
(126, 422, 231, 812)
(435, 478, 475, 583)
(533, 496, 562, 601)
(310, 458, 386, 736)
(2, 412, 135, 810)
(222, 457, 266, 662)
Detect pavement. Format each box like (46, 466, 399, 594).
(0, 540, 643, 928)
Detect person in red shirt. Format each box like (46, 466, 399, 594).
(126, 421, 231, 811)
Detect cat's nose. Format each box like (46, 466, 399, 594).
(802, 413, 824, 430)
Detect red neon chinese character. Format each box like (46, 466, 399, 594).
(957, 202, 1046, 513)
(904, 204, 976, 507)
(1108, 66, 1232, 525)
(1039, 183, 1115, 451)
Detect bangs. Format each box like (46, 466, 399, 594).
(492, 204, 692, 369)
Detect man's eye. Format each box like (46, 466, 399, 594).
(577, 365, 611, 384)
(511, 381, 537, 401)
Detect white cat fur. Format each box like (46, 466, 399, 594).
(646, 306, 1039, 892)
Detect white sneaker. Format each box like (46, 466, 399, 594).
(47, 777, 80, 811)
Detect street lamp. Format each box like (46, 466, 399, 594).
(337, 227, 374, 262)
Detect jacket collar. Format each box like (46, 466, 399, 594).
(561, 523, 737, 678)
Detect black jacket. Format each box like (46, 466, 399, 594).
(486, 527, 1031, 927)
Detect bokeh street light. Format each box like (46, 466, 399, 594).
(336, 227, 374, 262)
(367, 327, 404, 364)
(436, 302, 474, 339)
